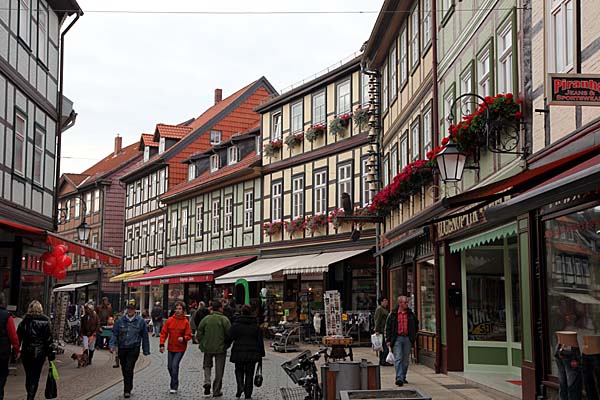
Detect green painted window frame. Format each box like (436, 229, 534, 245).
(443, 83, 456, 136)
(476, 38, 495, 97)
(495, 10, 518, 95)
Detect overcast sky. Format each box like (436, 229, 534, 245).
(60, 0, 382, 173)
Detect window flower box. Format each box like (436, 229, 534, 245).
(305, 124, 326, 142)
(284, 133, 304, 148)
(329, 113, 352, 137)
(328, 208, 347, 230)
(263, 139, 283, 157)
(353, 106, 369, 130)
(306, 214, 328, 234)
(263, 221, 283, 236)
(285, 217, 306, 236)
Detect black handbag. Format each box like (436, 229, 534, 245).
(44, 369, 58, 399)
(253, 360, 263, 387)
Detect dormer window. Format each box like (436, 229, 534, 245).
(210, 131, 222, 145)
(159, 137, 166, 154)
(188, 163, 196, 181)
(144, 146, 150, 162)
(210, 154, 220, 172)
(271, 112, 282, 141)
(228, 146, 239, 165)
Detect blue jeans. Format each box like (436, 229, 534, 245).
(153, 320, 163, 336)
(555, 345, 582, 400)
(379, 340, 389, 364)
(392, 336, 412, 382)
(168, 351, 185, 390)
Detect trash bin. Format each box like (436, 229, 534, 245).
(339, 389, 431, 400)
(321, 359, 380, 400)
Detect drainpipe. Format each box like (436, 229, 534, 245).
(53, 11, 82, 231)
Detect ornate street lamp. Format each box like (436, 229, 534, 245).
(436, 138, 467, 183)
(77, 220, 91, 242)
(143, 261, 151, 274)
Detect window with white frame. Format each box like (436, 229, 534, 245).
(86, 193, 92, 215)
(171, 210, 178, 241)
(291, 102, 303, 133)
(196, 203, 203, 237)
(400, 135, 408, 169)
(255, 136, 261, 155)
(144, 146, 150, 162)
(272, 182, 282, 222)
(271, 112, 282, 140)
(423, 108, 432, 154)
(383, 156, 390, 187)
(314, 170, 327, 215)
(313, 92, 326, 124)
(338, 164, 352, 207)
(478, 49, 492, 97)
(292, 176, 304, 219)
(14, 114, 26, 175)
(18, 0, 30, 44)
(128, 185, 134, 207)
(210, 154, 220, 172)
(224, 197, 233, 233)
(391, 147, 398, 178)
(141, 225, 147, 253)
(411, 6, 420, 68)
(382, 63, 389, 111)
(498, 25, 513, 93)
(550, 0, 574, 73)
(38, 8, 48, 64)
(390, 46, 398, 100)
(337, 80, 351, 115)
(159, 170, 166, 195)
(361, 159, 373, 206)
(181, 208, 189, 240)
(74, 198, 80, 218)
(135, 182, 141, 204)
(93, 190, 100, 212)
(400, 26, 408, 85)
(159, 137, 165, 154)
(188, 163, 195, 181)
(126, 230, 132, 257)
(361, 73, 370, 107)
(149, 223, 156, 251)
(143, 177, 149, 202)
(422, 0, 432, 49)
(444, 89, 455, 134)
(461, 67, 473, 113)
(444, 0, 454, 14)
(157, 221, 164, 250)
(65, 200, 70, 221)
(210, 130, 222, 145)
(212, 199, 220, 235)
(244, 191, 253, 230)
(228, 146, 238, 165)
(134, 229, 140, 255)
(411, 120, 421, 161)
(33, 127, 44, 184)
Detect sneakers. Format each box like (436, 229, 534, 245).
(169, 389, 177, 394)
(203, 384, 211, 396)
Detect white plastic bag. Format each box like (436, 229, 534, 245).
(386, 351, 395, 364)
(371, 333, 383, 352)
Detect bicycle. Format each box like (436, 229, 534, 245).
(280, 348, 327, 400)
(63, 317, 82, 346)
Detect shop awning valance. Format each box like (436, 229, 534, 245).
(126, 256, 255, 287)
(282, 249, 372, 275)
(449, 223, 517, 253)
(560, 292, 600, 305)
(53, 282, 95, 292)
(215, 254, 317, 285)
(46, 233, 121, 266)
(109, 269, 155, 283)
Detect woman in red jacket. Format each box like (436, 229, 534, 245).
(160, 301, 192, 394)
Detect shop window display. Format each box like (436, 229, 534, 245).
(545, 205, 600, 375)
(418, 262, 436, 332)
(352, 268, 376, 310)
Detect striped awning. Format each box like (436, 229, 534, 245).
(449, 223, 517, 253)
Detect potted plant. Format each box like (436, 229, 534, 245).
(328, 208, 347, 230)
(306, 214, 328, 234)
(263, 139, 283, 157)
(285, 217, 306, 236)
(305, 123, 326, 142)
(353, 106, 369, 130)
(284, 132, 304, 148)
(263, 221, 283, 236)
(329, 112, 352, 137)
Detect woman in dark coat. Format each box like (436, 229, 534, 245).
(17, 300, 54, 400)
(228, 304, 265, 399)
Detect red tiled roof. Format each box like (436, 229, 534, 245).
(155, 124, 193, 140)
(80, 142, 142, 184)
(64, 173, 89, 186)
(141, 133, 158, 148)
(162, 152, 260, 201)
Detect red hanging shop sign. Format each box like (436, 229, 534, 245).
(549, 73, 600, 106)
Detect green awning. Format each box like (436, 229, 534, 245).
(450, 223, 517, 253)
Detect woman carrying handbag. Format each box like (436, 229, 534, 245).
(227, 304, 265, 399)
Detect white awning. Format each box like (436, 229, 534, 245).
(283, 249, 372, 275)
(215, 254, 318, 285)
(53, 282, 95, 292)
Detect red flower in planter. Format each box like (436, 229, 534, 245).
(514, 112, 523, 119)
(505, 93, 514, 100)
(441, 137, 450, 146)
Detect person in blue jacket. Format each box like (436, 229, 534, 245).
(109, 301, 150, 399)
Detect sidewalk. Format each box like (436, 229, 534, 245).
(280, 344, 520, 400)
(6, 345, 150, 400)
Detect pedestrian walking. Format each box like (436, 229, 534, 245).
(151, 301, 163, 337)
(374, 297, 391, 366)
(109, 301, 150, 398)
(197, 300, 231, 397)
(385, 295, 418, 387)
(160, 301, 192, 394)
(81, 303, 99, 365)
(0, 293, 19, 400)
(16, 300, 55, 400)
(96, 297, 113, 349)
(194, 301, 210, 328)
(227, 304, 265, 399)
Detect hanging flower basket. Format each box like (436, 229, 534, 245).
(284, 133, 304, 148)
(328, 208, 347, 230)
(305, 123, 326, 142)
(306, 214, 328, 234)
(329, 113, 352, 137)
(285, 217, 306, 236)
(263, 221, 283, 236)
(263, 139, 283, 157)
(353, 106, 369, 130)
(354, 205, 375, 217)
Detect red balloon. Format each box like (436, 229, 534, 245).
(41, 252, 56, 276)
(54, 268, 67, 280)
(52, 244, 67, 257)
(62, 255, 72, 268)
(56, 255, 72, 269)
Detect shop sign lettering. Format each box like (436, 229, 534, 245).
(437, 197, 507, 239)
(541, 189, 600, 215)
(549, 73, 600, 106)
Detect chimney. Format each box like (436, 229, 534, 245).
(114, 134, 122, 156)
(214, 88, 222, 105)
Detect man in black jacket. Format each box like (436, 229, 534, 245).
(385, 295, 418, 387)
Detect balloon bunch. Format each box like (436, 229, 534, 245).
(41, 244, 72, 280)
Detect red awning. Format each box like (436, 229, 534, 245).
(46, 233, 121, 266)
(0, 219, 45, 236)
(126, 256, 255, 287)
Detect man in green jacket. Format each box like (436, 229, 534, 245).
(197, 300, 231, 397)
(374, 297, 391, 366)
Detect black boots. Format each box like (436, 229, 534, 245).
(88, 350, 94, 365)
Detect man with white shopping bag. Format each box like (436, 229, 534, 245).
(373, 297, 391, 366)
(385, 296, 417, 387)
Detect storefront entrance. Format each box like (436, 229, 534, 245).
(456, 226, 522, 375)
